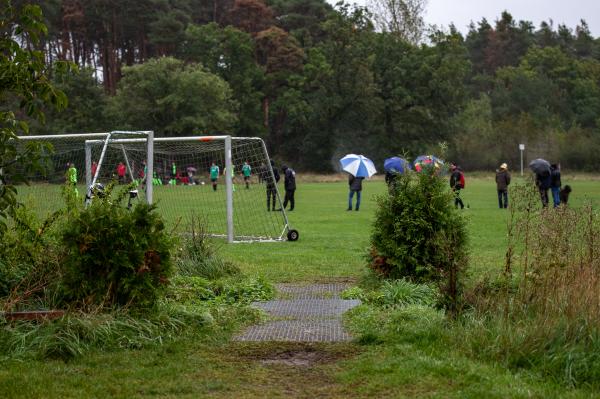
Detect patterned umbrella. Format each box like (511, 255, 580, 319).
(340, 154, 377, 178)
(413, 155, 444, 172)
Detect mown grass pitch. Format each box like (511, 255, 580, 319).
(5, 175, 600, 398)
(17, 175, 600, 282)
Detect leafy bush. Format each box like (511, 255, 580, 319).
(60, 189, 173, 309)
(368, 169, 468, 311)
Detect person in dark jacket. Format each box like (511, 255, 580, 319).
(550, 163, 561, 208)
(495, 163, 511, 209)
(535, 170, 552, 208)
(281, 165, 296, 211)
(266, 160, 280, 211)
(449, 163, 464, 209)
(347, 174, 364, 211)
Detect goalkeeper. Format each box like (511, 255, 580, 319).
(242, 161, 251, 189)
(210, 161, 220, 191)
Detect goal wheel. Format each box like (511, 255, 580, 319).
(287, 229, 299, 241)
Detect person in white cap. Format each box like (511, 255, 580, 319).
(495, 163, 511, 209)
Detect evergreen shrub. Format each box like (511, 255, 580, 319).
(368, 169, 468, 310)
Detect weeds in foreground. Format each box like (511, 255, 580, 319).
(461, 182, 600, 387)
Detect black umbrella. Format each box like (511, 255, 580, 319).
(529, 158, 551, 175)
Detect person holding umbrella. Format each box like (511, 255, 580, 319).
(347, 174, 364, 211)
(281, 165, 296, 211)
(384, 156, 410, 186)
(529, 159, 551, 207)
(340, 154, 377, 211)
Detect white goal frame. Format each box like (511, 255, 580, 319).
(85, 135, 290, 243)
(17, 131, 154, 203)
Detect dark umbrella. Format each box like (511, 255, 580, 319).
(384, 157, 411, 174)
(528, 158, 551, 175)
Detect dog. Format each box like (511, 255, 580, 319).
(559, 185, 572, 205)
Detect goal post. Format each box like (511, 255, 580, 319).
(84, 131, 154, 204)
(85, 135, 291, 243)
(14, 131, 153, 215)
(14, 132, 291, 243)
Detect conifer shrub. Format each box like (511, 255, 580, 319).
(368, 168, 468, 311)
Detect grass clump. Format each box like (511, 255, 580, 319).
(342, 279, 436, 308)
(175, 216, 240, 280)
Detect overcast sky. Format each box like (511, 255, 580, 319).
(333, 0, 600, 36)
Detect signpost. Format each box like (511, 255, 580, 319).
(519, 144, 525, 176)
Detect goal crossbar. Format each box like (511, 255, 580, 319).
(85, 135, 289, 243)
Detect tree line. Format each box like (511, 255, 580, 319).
(10, 0, 600, 171)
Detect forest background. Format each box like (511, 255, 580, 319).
(9, 0, 600, 172)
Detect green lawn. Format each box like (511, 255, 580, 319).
(4, 177, 600, 398)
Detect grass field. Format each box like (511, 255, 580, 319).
(4, 176, 600, 398)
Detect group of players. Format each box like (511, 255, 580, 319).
(67, 159, 296, 211)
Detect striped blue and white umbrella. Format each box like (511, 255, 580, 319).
(340, 154, 377, 178)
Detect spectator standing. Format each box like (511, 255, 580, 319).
(495, 163, 511, 209)
(449, 163, 465, 209)
(281, 165, 296, 211)
(266, 160, 280, 211)
(550, 164, 561, 208)
(347, 174, 364, 211)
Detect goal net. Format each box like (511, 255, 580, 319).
(14, 133, 289, 242)
(88, 136, 289, 242)
(13, 131, 152, 217)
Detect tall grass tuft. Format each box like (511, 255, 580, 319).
(0, 309, 211, 360)
(462, 182, 600, 387)
(176, 215, 240, 280)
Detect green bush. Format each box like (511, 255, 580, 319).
(368, 169, 468, 311)
(60, 191, 173, 309)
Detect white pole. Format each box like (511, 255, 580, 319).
(86, 132, 113, 207)
(146, 131, 154, 204)
(85, 141, 92, 189)
(520, 150, 523, 176)
(225, 136, 234, 243)
(519, 143, 525, 176)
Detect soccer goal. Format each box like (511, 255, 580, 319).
(86, 135, 293, 243)
(13, 131, 153, 216)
